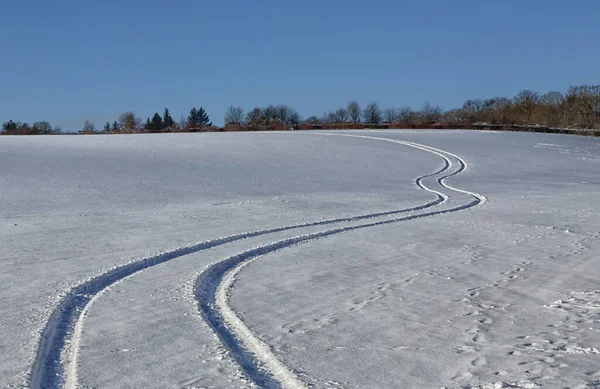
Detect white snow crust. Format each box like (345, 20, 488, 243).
(1, 130, 599, 389)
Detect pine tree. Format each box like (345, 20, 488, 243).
(145, 118, 152, 131)
(196, 107, 212, 127)
(112, 121, 119, 132)
(103, 122, 111, 132)
(151, 112, 164, 132)
(163, 108, 174, 129)
(187, 108, 198, 128)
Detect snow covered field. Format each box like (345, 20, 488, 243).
(1, 130, 599, 389)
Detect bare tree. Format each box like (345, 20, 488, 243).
(330, 108, 349, 123)
(296, 85, 598, 130)
(275, 105, 296, 124)
(288, 111, 301, 128)
(325, 111, 334, 123)
(541, 91, 565, 126)
(514, 89, 540, 124)
(177, 115, 186, 131)
(243, 105, 300, 130)
(271, 105, 300, 126)
(420, 102, 443, 122)
(565, 85, 600, 127)
(398, 106, 414, 123)
(462, 99, 483, 113)
(483, 98, 498, 121)
(495, 97, 512, 109)
(32, 121, 53, 134)
(304, 116, 321, 125)
(118, 111, 140, 132)
(245, 107, 263, 124)
(363, 102, 382, 125)
(481, 97, 511, 123)
(383, 107, 399, 123)
(541, 91, 565, 107)
(347, 100, 361, 124)
(224, 106, 245, 125)
(443, 108, 467, 124)
(283, 107, 301, 126)
(81, 120, 96, 133)
(263, 105, 278, 122)
(462, 99, 484, 122)
(586, 85, 600, 126)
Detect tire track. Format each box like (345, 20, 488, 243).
(29, 136, 454, 388)
(195, 135, 486, 389)
(318, 133, 486, 204)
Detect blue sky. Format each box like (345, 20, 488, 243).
(1, 0, 598, 130)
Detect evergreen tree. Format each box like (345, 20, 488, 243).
(112, 121, 119, 132)
(163, 108, 174, 128)
(186, 107, 212, 129)
(151, 112, 164, 132)
(145, 118, 152, 131)
(187, 107, 198, 128)
(196, 107, 212, 126)
(103, 122, 111, 132)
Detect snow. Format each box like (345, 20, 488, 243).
(1, 130, 599, 388)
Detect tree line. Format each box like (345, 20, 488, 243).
(228, 85, 599, 130)
(1, 106, 213, 135)
(2, 85, 599, 135)
(81, 106, 213, 134)
(1, 120, 63, 135)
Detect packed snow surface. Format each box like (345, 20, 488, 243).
(1, 130, 599, 389)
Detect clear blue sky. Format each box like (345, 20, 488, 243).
(1, 0, 599, 130)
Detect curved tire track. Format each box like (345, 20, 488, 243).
(29, 136, 454, 388)
(195, 134, 486, 389)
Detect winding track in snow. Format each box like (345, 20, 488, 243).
(29, 134, 457, 389)
(195, 134, 486, 389)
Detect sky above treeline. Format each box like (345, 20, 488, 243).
(1, 0, 599, 130)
